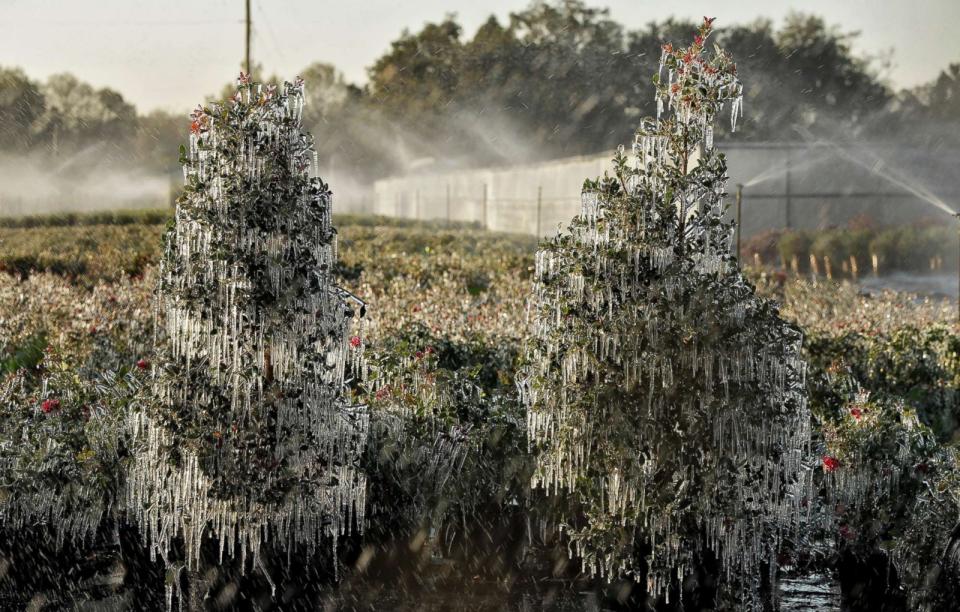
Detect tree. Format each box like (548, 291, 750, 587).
(300, 62, 352, 125)
(368, 17, 464, 120)
(896, 63, 960, 125)
(500, 0, 634, 155)
(126, 74, 369, 603)
(925, 63, 960, 121)
(0, 66, 45, 152)
(38, 73, 137, 158)
(518, 19, 812, 608)
(774, 13, 890, 132)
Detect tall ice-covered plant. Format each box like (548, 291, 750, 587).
(518, 19, 812, 607)
(126, 74, 369, 591)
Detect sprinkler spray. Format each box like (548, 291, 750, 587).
(736, 184, 743, 268)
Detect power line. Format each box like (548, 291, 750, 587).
(29, 19, 240, 26)
(256, 0, 288, 64)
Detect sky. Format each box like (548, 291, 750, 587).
(1, 0, 959, 115)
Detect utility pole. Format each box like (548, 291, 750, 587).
(536, 186, 543, 237)
(785, 147, 792, 229)
(245, 0, 252, 75)
(482, 183, 488, 230)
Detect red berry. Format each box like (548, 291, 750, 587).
(822, 456, 840, 472)
(136, 359, 150, 370)
(839, 525, 855, 541)
(41, 399, 60, 414)
(350, 336, 362, 348)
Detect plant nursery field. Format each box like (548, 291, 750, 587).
(1, 212, 959, 610)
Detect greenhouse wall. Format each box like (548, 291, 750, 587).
(372, 143, 959, 238)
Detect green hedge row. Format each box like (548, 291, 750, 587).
(743, 224, 959, 274)
(0, 208, 173, 229)
(0, 209, 490, 231)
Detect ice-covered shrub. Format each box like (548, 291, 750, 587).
(822, 386, 960, 609)
(127, 74, 369, 600)
(518, 19, 812, 608)
(806, 325, 960, 438)
(0, 349, 140, 545)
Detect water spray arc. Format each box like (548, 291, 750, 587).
(736, 183, 743, 266)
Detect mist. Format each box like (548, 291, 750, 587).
(0, 153, 171, 217)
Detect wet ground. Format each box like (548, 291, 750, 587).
(779, 572, 840, 611)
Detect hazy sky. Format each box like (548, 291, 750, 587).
(2, 0, 958, 115)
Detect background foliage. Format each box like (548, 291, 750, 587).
(1, 2, 959, 184)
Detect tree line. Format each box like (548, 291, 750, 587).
(1, 1, 958, 182)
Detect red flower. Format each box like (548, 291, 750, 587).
(661, 43, 673, 54)
(41, 398, 60, 414)
(694, 35, 704, 47)
(136, 358, 150, 370)
(375, 387, 390, 401)
(823, 456, 840, 472)
(671, 83, 681, 94)
(415, 350, 425, 360)
(238, 71, 251, 85)
(704, 16, 716, 27)
(850, 407, 862, 420)
(350, 336, 362, 348)
(190, 120, 202, 135)
(682, 52, 693, 64)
